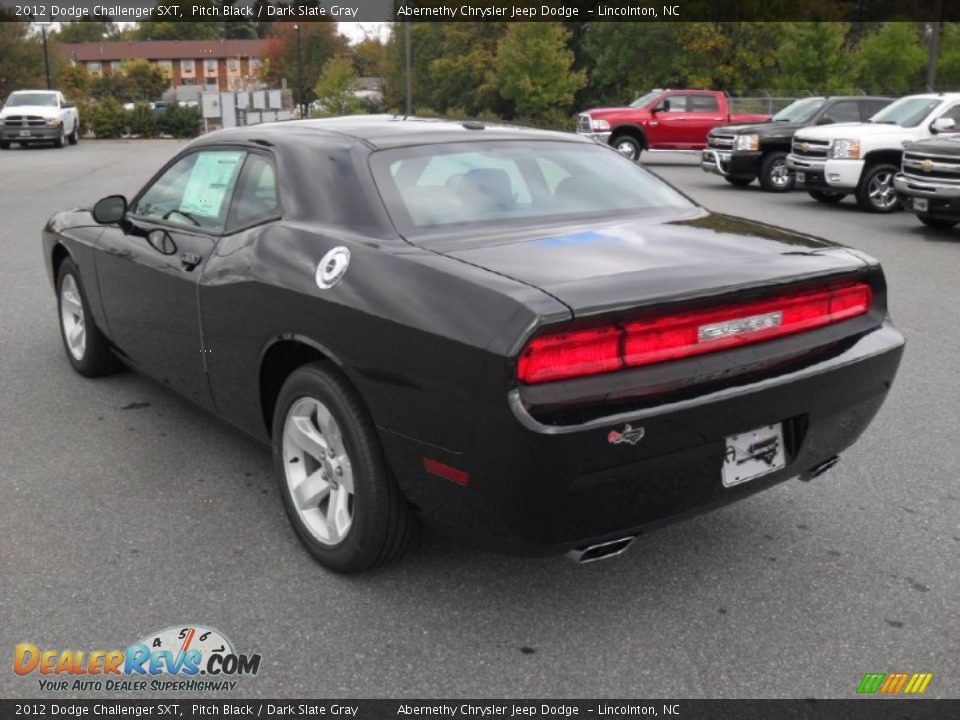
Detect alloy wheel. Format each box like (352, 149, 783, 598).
(769, 159, 791, 188)
(282, 396, 355, 546)
(868, 171, 897, 210)
(59, 274, 86, 361)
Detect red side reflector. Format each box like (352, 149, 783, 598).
(423, 458, 470, 487)
(518, 282, 872, 384)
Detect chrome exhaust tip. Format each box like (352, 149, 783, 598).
(799, 455, 840, 482)
(566, 536, 636, 564)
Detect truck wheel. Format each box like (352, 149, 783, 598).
(808, 190, 846, 204)
(758, 151, 794, 192)
(57, 258, 117, 377)
(856, 163, 900, 213)
(273, 362, 418, 573)
(724, 175, 755, 187)
(0, 141, 9, 150)
(917, 215, 957, 229)
(68, 123, 79, 145)
(610, 133, 642, 161)
(54, 125, 65, 148)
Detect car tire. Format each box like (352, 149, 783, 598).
(724, 175, 755, 187)
(272, 362, 418, 573)
(0, 141, 9, 150)
(808, 190, 846, 204)
(68, 123, 79, 145)
(57, 258, 117, 377)
(917, 215, 957, 229)
(856, 163, 900, 213)
(758, 151, 794, 192)
(53, 125, 66, 148)
(610, 133, 642, 161)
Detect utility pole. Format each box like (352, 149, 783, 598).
(927, 0, 944, 91)
(294, 24, 304, 117)
(41, 23, 52, 90)
(404, 21, 412, 116)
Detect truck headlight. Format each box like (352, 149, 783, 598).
(831, 139, 860, 159)
(734, 134, 759, 151)
(45, 118, 62, 126)
(591, 118, 610, 131)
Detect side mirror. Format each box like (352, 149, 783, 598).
(61, 101, 75, 109)
(652, 99, 670, 114)
(932, 117, 956, 133)
(93, 195, 127, 224)
(816, 116, 835, 125)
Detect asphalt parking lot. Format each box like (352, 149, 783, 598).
(1, 140, 957, 699)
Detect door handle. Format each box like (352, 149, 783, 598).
(180, 252, 202, 271)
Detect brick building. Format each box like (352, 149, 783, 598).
(59, 39, 275, 92)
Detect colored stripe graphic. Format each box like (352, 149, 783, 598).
(857, 672, 932, 694)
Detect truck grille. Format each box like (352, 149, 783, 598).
(708, 133, 735, 150)
(577, 114, 592, 133)
(902, 151, 960, 183)
(791, 137, 830, 160)
(3, 115, 46, 127)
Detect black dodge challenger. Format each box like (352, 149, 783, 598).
(43, 117, 904, 572)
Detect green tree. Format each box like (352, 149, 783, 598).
(56, 21, 117, 43)
(855, 22, 926, 94)
(427, 23, 505, 115)
(57, 63, 92, 100)
(313, 57, 361, 115)
(351, 38, 388, 77)
(494, 23, 585, 121)
(122, 59, 170, 101)
(581, 23, 686, 107)
(776, 22, 856, 93)
(936, 23, 960, 89)
(0, 21, 45, 99)
(88, 95, 127, 138)
(90, 74, 130, 103)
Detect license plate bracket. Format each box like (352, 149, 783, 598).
(722, 423, 786, 487)
(913, 198, 929, 212)
(795, 171, 806, 183)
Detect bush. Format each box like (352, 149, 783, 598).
(88, 97, 128, 139)
(128, 102, 158, 138)
(159, 104, 201, 139)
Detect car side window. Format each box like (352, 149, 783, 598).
(822, 101, 860, 123)
(657, 95, 689, 112)
(227, 154, 280, 230)
(861, 101, 889, 119)
(132, 150, 246, 232)
(688, 95, 720, 113)
(936, 104, 960, 124)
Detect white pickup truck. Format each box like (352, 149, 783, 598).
(0, 90, 80, 150)
(786, 92, 960, 213)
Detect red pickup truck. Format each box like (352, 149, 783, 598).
(576, 89, 771, 161)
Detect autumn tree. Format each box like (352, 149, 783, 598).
(674, 22, 787, 93)
(56, 21, 118, 43)
(494, 23, 585, 122)
(351, 38, 388, 77)
(123, 58, 171, 101)
(313, 57, 361, 115)
(264, 22, 347, 107)
(0, 21, 48, 99)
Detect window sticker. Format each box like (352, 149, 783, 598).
(180, 151, 244, 219)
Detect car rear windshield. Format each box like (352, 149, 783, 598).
(370, 140, 695, 237)
(5, 93, 58, 107)
(869, 97, 940, 127)
(772, 98, 824, 123)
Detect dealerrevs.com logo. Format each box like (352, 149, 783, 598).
(14, 625, 261, 693)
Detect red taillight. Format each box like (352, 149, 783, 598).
(518, 282, 872, 384)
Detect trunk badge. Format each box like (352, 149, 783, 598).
(608, 424, 645, 446)
(698, 311, 782, 342)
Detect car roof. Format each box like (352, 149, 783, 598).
(203, 115, 588, 150)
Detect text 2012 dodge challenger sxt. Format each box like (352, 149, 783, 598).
(43, 117, 904, 573)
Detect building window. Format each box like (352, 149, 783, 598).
(110, 60, 123, 72)
(248, 58, 262, 77)
(204, 59, 219, 77)
(181, 59, 196, 76)
(156, 60, 173, 78)
(87, 61, 102, 75)
(227, 58, 241, 75)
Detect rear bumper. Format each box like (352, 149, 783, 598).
(701, 149, 761, 178)
(383, 323, 904, 556)
(0, 126, 60, 142)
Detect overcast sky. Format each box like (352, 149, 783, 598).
(338, 22, 390, 44)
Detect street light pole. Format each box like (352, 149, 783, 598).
(404, 21, 412, 117)
(40, 23, 52, 90)
(926, 0, 945, 91)
(294, 24, 304, 118)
